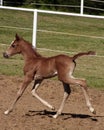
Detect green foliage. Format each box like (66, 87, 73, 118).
(4, 0, 25, 6)
(3, 0, 104, 15)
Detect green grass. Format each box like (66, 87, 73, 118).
(0, 9, 104, 89)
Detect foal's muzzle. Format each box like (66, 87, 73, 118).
(3, 52, 9, 58)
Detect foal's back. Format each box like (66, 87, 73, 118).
(34, 54, 74, 79)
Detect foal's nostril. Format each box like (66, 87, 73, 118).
(3, 52, 9, 58)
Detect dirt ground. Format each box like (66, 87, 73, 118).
(0, 75, 104, 130)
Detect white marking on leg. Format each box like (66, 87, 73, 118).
(32, 84, 55, 110)
(81, 87, 95, 114)
(53, 92, 68, 118)
(4, 110, 10, 115)
(90, 107, 95, 113)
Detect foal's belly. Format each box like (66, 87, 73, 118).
(34, 71, 58, 80)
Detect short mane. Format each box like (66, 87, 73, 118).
(23, 39, 42, 58)
(33, 48, 42, 57)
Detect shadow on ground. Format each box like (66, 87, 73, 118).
(25, 110, 104, 121)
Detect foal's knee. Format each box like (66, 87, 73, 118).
(80, 79, 88, 90)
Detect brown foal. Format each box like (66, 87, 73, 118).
(3, 34, 96, 118)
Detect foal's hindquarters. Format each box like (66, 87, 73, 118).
(52, 58, 96, 118)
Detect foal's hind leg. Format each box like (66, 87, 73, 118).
(63, 77, 96, 114)
(53, 83, 71, 118)
(31, 80, 55, 110)
(81, 86, 96, 114)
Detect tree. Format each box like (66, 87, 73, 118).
(4, 0, 104, 15)
(4, 0, 25, 6)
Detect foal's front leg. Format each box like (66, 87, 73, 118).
(31, 80, 55, 110)
(4, 76, 32, 115)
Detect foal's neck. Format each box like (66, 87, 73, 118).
(21, 40, 42, 62)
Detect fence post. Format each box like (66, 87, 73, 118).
(32, 9, 38, 48)
(0, 0, 3, 6)
(80, 0, 84, 15)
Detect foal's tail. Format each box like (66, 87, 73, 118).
(72, 51, 96, 61)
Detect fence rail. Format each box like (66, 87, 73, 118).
(0, 5, 104, 47)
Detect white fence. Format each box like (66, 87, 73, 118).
(0, 0, 3, 6)
(0, 5, 104, 47)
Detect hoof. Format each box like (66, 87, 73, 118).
(4, 110, 9, 115)
(51, 106, 55, 111)
(90, 107, 96, 115)
(92, 109, 96, 115)
(53, 114, 58, 119)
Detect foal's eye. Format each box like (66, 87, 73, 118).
(11, 44, 15, 48)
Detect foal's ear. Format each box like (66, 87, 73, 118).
(15, 34, 21, 41)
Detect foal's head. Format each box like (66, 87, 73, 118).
(3, 34, 42, 59)
(3, 34, 23, 58)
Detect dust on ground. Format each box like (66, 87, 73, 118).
(0, 75, 104, 130)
